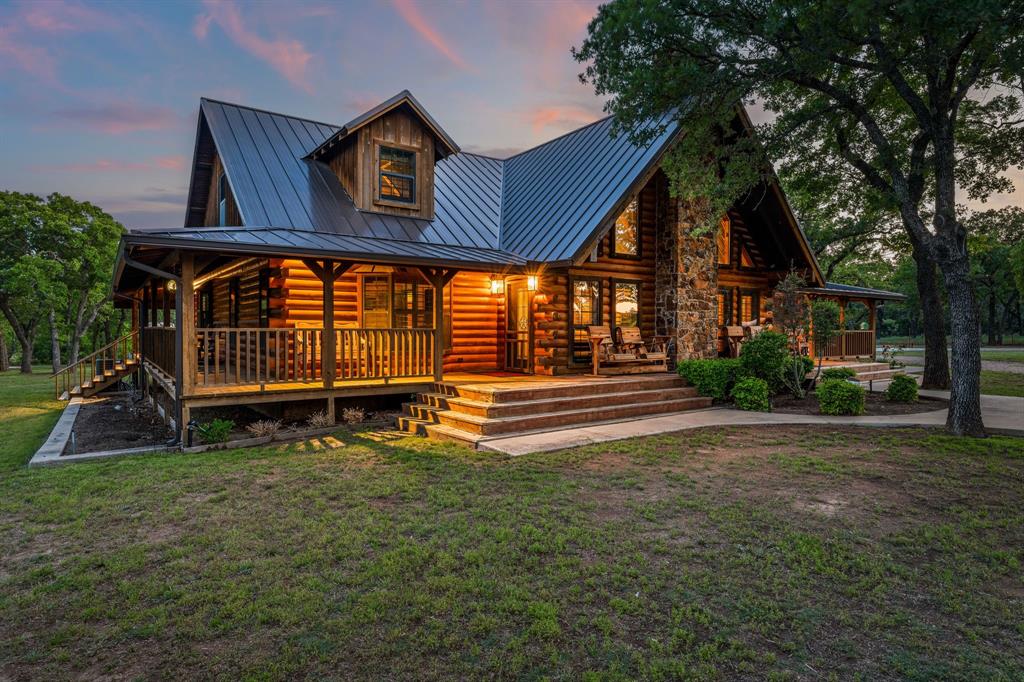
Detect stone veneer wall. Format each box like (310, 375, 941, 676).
(655, 196, 719, 361)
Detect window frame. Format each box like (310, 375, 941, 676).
(359, 272, 434, 329)
(610, 197, 641, 259)
(610, 278, 642, 330)
(738, 288, 760, 325)
(257, 268, 271, 329)
(217, 172, 228, 227)
(374, 141, 419, 209)
(228, 277, 240, 328)
(198, 284, 214, 328)
(717, 215, 732, 267)
(569, 276, 603, 366)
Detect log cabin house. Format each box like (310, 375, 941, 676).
(60, 91, 902, 445)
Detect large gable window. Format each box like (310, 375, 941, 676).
(611, 199, 639, 257)
(378, 146, 416, 204)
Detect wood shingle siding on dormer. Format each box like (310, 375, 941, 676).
(328, 107, 437, 220)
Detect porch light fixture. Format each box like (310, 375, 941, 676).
(527, 275, 538, 291)
(489, 275, 504, 295)
(166, 280, 177, 292)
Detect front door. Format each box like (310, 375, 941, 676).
(505, 282, 531, 372)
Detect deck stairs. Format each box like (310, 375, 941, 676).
(52, 331, 140, 400)
(397, 373, 712, 448)
(814, 361, 909, 385)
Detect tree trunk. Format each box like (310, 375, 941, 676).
(48, 308, 62, 374)
(987, 289, 997, 346)
(0, 331, 8, 372)
(910, 242, 950, 390)
(941, 256, 985, 436)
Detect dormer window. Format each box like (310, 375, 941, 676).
(378, 145, 416, 205)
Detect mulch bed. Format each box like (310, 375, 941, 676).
(64, 394, 174, 455)
(771, 390, 947, 416)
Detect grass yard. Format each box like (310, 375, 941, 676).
(1, 374, 1023, 679)
(896, 349, 1024, 364)
(981, 370, 1024, 398)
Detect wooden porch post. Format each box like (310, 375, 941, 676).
(177, 253, 195, 443)
(838, 300, 847, 358)
(419, 267, 457, 382)
(302, 259, 353, 426)
(868, 300, 878, 360)
(149, 280, 158, 327)
(163, 282, 171, 327)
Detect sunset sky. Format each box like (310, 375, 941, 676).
(1, 0, 1019, 229)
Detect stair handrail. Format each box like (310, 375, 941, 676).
(52, 329, 140, 399)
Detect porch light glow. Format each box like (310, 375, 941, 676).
(489, 276, 504, 295)
(527, 275, 538, 291)
(166, 280, 177, 292)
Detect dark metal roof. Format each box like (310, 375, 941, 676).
(307, 90, 460, 160)
(500, 112, 679, 262)
(806, 282, 907, 301)
(198, 98, 502, 250)
(125, 227, 524, 268)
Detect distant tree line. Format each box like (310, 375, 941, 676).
(0, 192, 125, 374)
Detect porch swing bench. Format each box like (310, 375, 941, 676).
(586, 325, 669, 376)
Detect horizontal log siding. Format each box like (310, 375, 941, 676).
(443, 271, 502, 373)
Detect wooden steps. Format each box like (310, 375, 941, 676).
(66, 357, 139, 398)
(397, 374, 712, 447)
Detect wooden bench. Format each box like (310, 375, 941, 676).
(586, 325, 668, 375)
(616, 327, 668, 367)
(724, 325, 745, 357)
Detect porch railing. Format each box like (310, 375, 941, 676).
(142, 326, 176, 378)
(821, 329, 875, 358)
(193, 327, 434, 388)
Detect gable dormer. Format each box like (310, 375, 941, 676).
(307, 91, 459, 221)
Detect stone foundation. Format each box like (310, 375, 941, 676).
(655, 197, 718, 361)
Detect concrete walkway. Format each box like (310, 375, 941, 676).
(479, 391, 1024, 456)
(894, 352, 1024, 375)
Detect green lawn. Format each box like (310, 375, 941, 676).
(1, 374, 1023, 679)
(0, 368, 63, 472)
(981, 370, 1024, 398)
(896, 349, 1024, 363)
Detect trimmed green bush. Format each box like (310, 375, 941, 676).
(816, 379, 865, 415)
(676, 358, 741, 401)
(799, 355, 814, 375)
(739, 330, 791, 394)
(821, 366, 857, 382)
(200, 418, 235, 444)
(886, 374, 919, 403)
(731, 376, 770, 412)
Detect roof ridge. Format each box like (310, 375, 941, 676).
(200, 97, 341, 129)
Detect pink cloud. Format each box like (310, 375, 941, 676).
(194, 0, 313, 93)
(528, 105, 600, 134)
(19, 0, 112, 33)
(0, 25, 59, 85)
(51, 103, 179, 134)
(32, 155, 186, 173)
(391, 0, 471, 71)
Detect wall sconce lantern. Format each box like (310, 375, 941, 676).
(166, 279, 177, 292)
(527, 275, 538, 292)
(489, 275, 505, 295)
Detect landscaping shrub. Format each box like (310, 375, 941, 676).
(739, 330, 791, 394)
(200, 418, 234, 443)
(816, 379, 865, 415)
(731, 376, 770, 412)
(821, 367, 857, 382)
(342, 407, 366, 424)
(245, 419, 282, 438)
(799, 355, 814, 375)
(676, 358, 741, 401)
(886, 374, 919, 403)
(307, 410, 332, 428)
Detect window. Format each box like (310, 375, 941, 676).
(378, 146, 416, 204)
(739, 243, 754, 268)
(361, 272, 434, 328)
(217, 172, 228, 226)
(228, 278, 240, 327)
(613, 281, 639, 328)
(739, 289, 759, 324)
(717, 215, 731, 265)
(258, 268, 270, 329)
(612, 199, 639, 256)
(392, 275, 434, 329)
(198, 285, 214, 328)
(571, 278, 601, 364)
(716, 288, 732, 326)
(362, 275, 390, 328)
